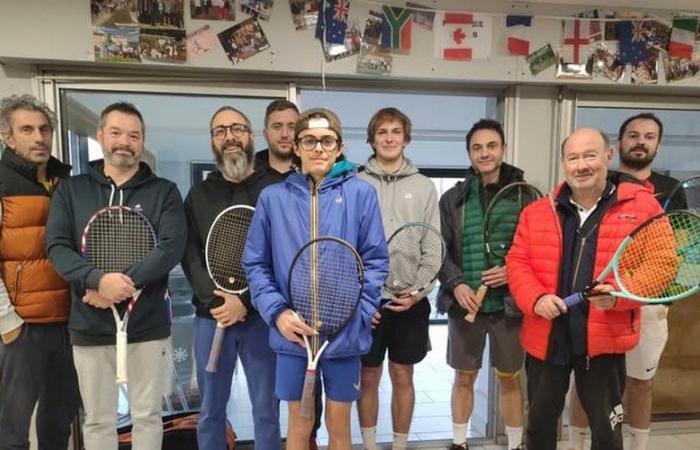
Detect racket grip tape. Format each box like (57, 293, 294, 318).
(115, 329, 128, 384)
(563, 292, 585, 307)
(465, 284, 488, 323)
(205, 323, 226, 373)
(299, 369, 317, 419)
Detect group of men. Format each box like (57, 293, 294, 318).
(0, 92, 683, 450)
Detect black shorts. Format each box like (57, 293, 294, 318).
(361, 298, 431, 367)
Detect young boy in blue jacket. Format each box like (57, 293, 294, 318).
(243, 108, 389, 450)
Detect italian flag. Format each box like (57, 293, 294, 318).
(669, 18, 697, 59)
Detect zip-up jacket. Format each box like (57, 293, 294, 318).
(358, 156, 440, 298)
(243, 164, 389, 358)
(182, 164, 284, 319)
(45, 160, 187, 346)
(506, 179, 666, 360)
(0, 149, 71, 332)
(437, 163, 524, 316)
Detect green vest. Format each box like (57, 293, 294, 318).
(461, 177, 520, 314)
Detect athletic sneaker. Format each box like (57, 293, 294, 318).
(447, 444, 468, 449)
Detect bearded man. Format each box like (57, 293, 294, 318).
(182, 106, 283, 450)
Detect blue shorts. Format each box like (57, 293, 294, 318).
(275, 353, 361, 402)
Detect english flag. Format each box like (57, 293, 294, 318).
(434, 12, 492, 60)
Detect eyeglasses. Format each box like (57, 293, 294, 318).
(297, 135, 340, 152)
(211, 123, 250, 140)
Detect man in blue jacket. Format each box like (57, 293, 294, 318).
(243, 108, 389, 450)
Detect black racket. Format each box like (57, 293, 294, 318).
(287, 237, 364, 418)
(384, 222, 445, 303)
(204, 205, 256, 373)
(466, 182, 543, 322)
(80, 205, 157, 384)
(663, 175, 698, 214)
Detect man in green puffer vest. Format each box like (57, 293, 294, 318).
(438, 119, 526, 450)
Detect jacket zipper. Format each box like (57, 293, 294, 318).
(12, 262, 23, 305)
(309, 177, 322, 350)
(570, 236, 586, 291)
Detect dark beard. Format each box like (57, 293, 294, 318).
(620, 148, 655, 170)
(213, 141, 254, 182)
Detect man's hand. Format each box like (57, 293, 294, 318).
(453, 283, 479, 316)
(588, 284, 616, 310)
(211, 290, 248, 326)
(1, 324, 22, 344)
(275, 309, 317, 347)
(534, 294, 568, 320)
(371, 310, 382, 329)
(98, 273, 135, 303)
(83, 289, 118, 309)
(384, 293, 419, 313)
(481, 265, 508, 288)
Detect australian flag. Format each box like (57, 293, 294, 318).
(315, 0, 351, 45)
(618, 20, 648, 64)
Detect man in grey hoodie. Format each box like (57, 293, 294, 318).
(357, 108, 440, 450)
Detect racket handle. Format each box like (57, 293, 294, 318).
(299, 369, 317, 419)
(205, 323, 226, 373)
(115, 329, 128, 384)
(465, 284, 488, 323)
(563, 292, 585, 307)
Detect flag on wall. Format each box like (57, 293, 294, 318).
(561, 19, 593, 64)
(618, 21, 648, 64)
(434, 12, 492, 60)
(315, 0, 351, 45)
(669, 17, 698, 59)
(506, 15, 532, 56)
(381, 5, 412, 50)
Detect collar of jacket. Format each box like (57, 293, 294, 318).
(451, 162, 525, 205)
(86, 159, 156, 188)
(286, 161, 357, 192)
(551, 172, 650, 205)
(362, 155, 419, 179)
(1, 148, 71, 182)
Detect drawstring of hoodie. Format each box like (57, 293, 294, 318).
(107, 183, 124, 207)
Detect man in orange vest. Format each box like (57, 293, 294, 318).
(0, 94, 79, 450)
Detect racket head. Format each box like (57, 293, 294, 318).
(384, 222, 445, 296)
(612, 210, 700, 303)
(80, 206, 157, 273)
(205, 205, 255, 294)
(483, 182, 543, 259)
(287, 237, 364, 342)
(663, 175, 700, 213)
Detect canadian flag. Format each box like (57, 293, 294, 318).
(434, 12, 492, 60)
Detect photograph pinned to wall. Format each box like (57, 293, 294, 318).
(588, 43, 624, 82)
(138, 0, 184, 29)
(241, 0, 274, 21)
(604, 13, 619, 41)
(187, 25, 219, 59)
(218, 17, 270, 64)
(140, 27, 186, 62)
(94, 27, 141, 63)
(525, 43, 557, 75)
(576, 9, 602, 41)
(357, 43, 393, 75)
(643, 20, 672, 51)
(322, 24, 361, 61)
(664, 55, 700, 82)
(289, 0, 319, 30)
(190, 0, 235, 21)
(363, 10, 383, 46)
(407, 2, 434, 31)
(631, 49, 659, 84)
(91, 0, 139, 27)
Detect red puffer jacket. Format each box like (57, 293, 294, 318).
(506, 180, 663, 360)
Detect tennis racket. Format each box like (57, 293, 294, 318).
(563, 210, 700, 307)
(663, 175, 699, 214)
(204, 205, 256, 373)
(80, 205, 157, 384)
(384, 222, 445, 304)
(466, 182, 543, 322)
(287, 237, 364, 418)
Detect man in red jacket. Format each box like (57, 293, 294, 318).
(506, 128, 663, 450)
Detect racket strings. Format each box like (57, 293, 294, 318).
(85, 209, 156, 273)
(484, 185, 541, 259)
(386, 224, 443, 294)
(617, 213, 700, 299)
(683, 178, 700, 215)
(290, 240, 362, 347)
(207, 208, 255, 292)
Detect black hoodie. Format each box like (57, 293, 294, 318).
(45, 160, 187, 346)
(182, 163, 284, 319)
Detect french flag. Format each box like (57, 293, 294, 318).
(506, 15, 532, 56)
